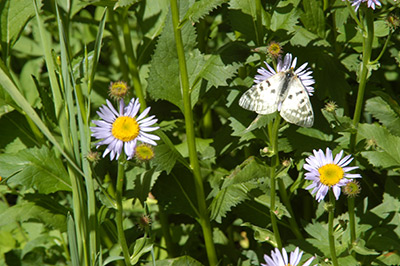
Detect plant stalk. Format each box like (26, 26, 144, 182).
(169, 0, 218, 264)
(328, 190, 339, 266)
(116, 156, 132, 266)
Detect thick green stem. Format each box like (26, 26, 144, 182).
(116, 157, 132, 266)
(350, 8, 374, 152)
(269, 115, 282, 249)
(328, 190, 339, 266)
(169, 1, 217, 264)
(348, 197, 356, 243)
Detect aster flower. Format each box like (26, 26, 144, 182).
(262, 247, 315, 266)
(254, 53, 315, 96)
(303, 148, 362, 202)
(347, 0, 381, 11)
(90, 98, 160, 160)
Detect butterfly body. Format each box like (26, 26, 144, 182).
(239, 68, 314, 127)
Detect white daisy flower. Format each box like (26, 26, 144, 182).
(262, 247, 315, 266)
(254, 53, 315, 96)
(90, 98, 160, 160)
(303, 148, 362, 202)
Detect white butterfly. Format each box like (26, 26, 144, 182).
(239, 54, 315, 128)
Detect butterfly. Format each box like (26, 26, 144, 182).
(239, 67, 314, 127)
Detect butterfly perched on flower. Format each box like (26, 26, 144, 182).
(239, 53, 315, 128)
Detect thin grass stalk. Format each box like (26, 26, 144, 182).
(169, 0, 217, 264)
(120, 8, 146, 111)
(116, 155, 132, 266)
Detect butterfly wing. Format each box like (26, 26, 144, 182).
(238, 72, 285, 115)
(279, 76, 314, 127)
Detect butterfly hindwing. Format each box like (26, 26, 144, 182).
(238, 72, 285, 115)
(279, 75, 314, 127)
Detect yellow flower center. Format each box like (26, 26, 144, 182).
(112, 116, 140, 142)
(318, 163, 344, 186)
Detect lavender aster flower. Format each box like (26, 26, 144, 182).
(303, 148, 362, 202)
(346, 0, 381, 11)
(262, 247, 315, 266)
(90, 98, 160, 160)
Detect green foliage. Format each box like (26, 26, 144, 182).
(1, 0, 400, 265)
(0, 146, 71, 194)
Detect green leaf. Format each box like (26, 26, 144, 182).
(143, 255, 203, 266)
(130, 237, 153, 265)
(197, 53, 241, 89)
(209, 183, 250, 223)
(147, 0, 199, 111)
(113, 0, 141, 9)
(0, 200, 67, 231)
(241, 222, 276, 246)
(221, 157, 268, 189)
(0, 146, 71, 194)
(365, 94, 400, 136)
(181, 0, 229, 25)
(127, 167, 161, 206)
(270, 0, 300, 33)
(301, 0, 325, 38)
(358, 123, 400, 169)
(0, 0, 35, 52)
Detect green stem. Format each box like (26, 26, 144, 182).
(169, 1, 218, 264)
(269, 114, 282, 249)
(328, 190, 339, 266)
(255, 0, 263, 46)
(116, 156, 132, 266)
(350, 8, 374, 152)
(348, 197, 356, 243)
(277, 179, 303, 240)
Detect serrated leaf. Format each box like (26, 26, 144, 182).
(0, 146, 71, 194)
(222, 157, 268, 189)
(209, 183, 250, 223)
(358, 123, 400, 169)
(197, 53, 241, 88)
(365, 94, 400, 136)
(181, 0, 228, 25)
(147, 0, 201, 111)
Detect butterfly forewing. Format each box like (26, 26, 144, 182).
(279, 76, 314, 127)
(238, 72, 285, 115)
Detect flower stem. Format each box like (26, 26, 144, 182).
(328, 190, 339, 266)
(269, 115, 282, 249)
(169, 0, 218, 265)
(350, 8, 374, 152)
(116, 156, 132, 266)
(348, 197, 356, 242)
